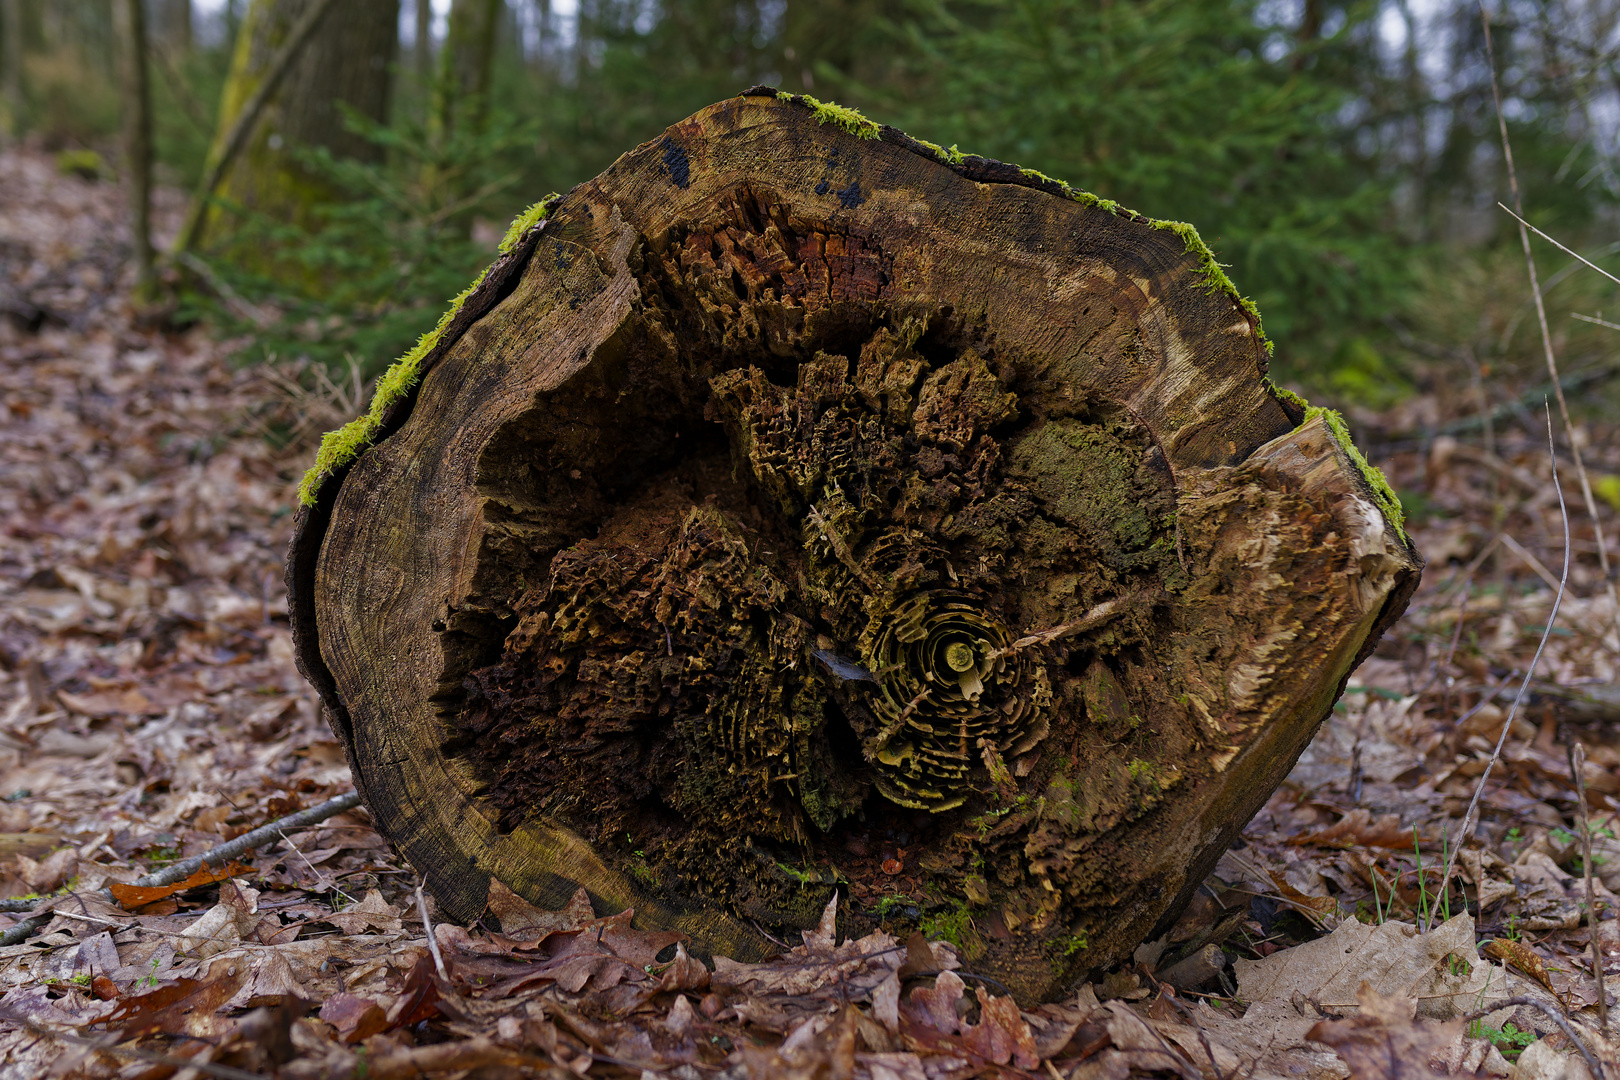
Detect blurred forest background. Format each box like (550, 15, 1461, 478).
(1, 0, 1618, 437)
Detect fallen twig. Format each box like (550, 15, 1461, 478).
(0, 790, 363, 946)
(417, 881, 449, 981)
(1569, 740, 1609, 1034)
(1428, 409, 1569, 928)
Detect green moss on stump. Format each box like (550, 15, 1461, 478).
(777, 91, 881, 139)
(296, 197, 558, 507)
(300, 95, 1356, 531)
(1269, 383, 1310, 413)
(1305, 406, 1408, 544)
(765, 92, 1270, 357)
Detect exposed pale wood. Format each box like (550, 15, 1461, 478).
(289, 92, 1421, 1002)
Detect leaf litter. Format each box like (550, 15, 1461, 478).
(3, 144, 1620, 1078)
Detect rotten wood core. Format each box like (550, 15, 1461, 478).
(289, 91, 1422, 1002)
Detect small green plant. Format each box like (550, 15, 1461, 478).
(145, 845, 181, 867)
(45, 972, 92, 989)
(136, 956, 163, 990)
(1412, 826, 1452, 925)
(773, 860, 841, 888)
(918, 905, 978, 954)
(875, 893, 911, 918)
(1060, 932, 1089, 956)
(1552, 822, 1615, 866)
(1467, 1020, 1536, 1058)
(1367, 864, 1390, 925)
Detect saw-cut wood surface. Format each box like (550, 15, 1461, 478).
(287, 90, 1422, 1002)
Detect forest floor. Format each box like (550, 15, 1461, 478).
(2, 145, 1620, 1080)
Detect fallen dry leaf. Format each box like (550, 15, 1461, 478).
(1290, 809, 1417, 850)
(14, 847, 76, 893)
(319, 991, 389, 1043)
(107, 860, 252, 909)
(1307, 981, 1469, 1079)
(484, 878, 596, 941)
(1481, 937, 1558, 997)
(1236, 913, 1509, 1019)
(324, 888, 403, 935)
(97, 959, 247, 1042)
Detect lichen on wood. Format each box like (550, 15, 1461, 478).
(291, 91, 1422, 1003)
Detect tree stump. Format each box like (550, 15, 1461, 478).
(288, 90, 1422, 1001)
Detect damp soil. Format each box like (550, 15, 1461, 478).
(444, 187, 1191, 971)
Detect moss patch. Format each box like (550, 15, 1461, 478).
(1269, 382, 1309, 413)
(763, 92, 1270, 358)
(296, 197, 558, 507)
(1305, 406, 1408, 544)
(914, 138, 966, 166)
(1151, 220, 1271, 356)
(777, 91, 881, 140)
(500, 201, 553, 254)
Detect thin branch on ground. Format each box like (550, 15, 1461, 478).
(1428, 408, 1570, 928)
(1500, 533, 1563, 594)
(417, 880, 449, 981)
(0, 790, 362, 945)
(1569, 740, 1609, 1034)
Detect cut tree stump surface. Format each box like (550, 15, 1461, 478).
(288, 90, 1422, 1002)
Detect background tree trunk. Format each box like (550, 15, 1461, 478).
(116, 0, 154, 301)
(413, 0, 432, 80)
(153, 0, 191, 54)
(289, 92, 1422, 1003)
(433, 0, 498, 133)
(202, 0, 398, 245)
(0, 0, 23, 135)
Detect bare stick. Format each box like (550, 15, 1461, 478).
(117, 0, 156, 302)
(1569, 740, 1609, 1033)
(1500, 533, 1563, 594)
(1500, 205, 1620, 290)
(169, 0, 341, 259)
(138, 790, 362, 888)
(0, 791, 362, 943)
(1479, 3, 1620, 656)
(1427, 408, 1569, 926)
(416, 881, 449, 981)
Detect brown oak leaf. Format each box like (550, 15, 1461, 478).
(1307, 981, 1473, 1079)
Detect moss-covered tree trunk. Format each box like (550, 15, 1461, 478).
(288, 92, 1422, 1002)
(201, 0, 397, 245)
